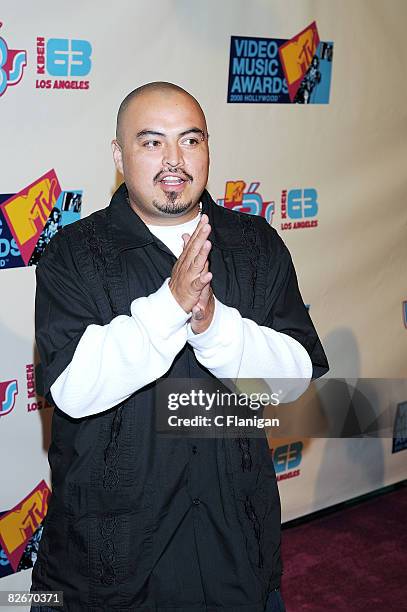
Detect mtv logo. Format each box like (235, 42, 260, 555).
(0, 170, 61, 265)
(0, 480, 50, 571)
(225, 180, 246, 205)
(279, 21, 320, 101)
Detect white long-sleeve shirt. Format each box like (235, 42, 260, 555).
(50, 212, 312, 418)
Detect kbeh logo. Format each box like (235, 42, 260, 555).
(280, 188, 319, 230)
(0, 379, 18, 417)
(0, 21, 27, 97)
(271, 440, 303, 481)
(36, 36, 92, 90)
(217, 180, 274, 225)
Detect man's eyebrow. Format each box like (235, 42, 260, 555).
(136, 129, 165, 139)
(135, 127, 206, 139)
(178, 127, 206, 138)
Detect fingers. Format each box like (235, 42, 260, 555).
(192, 239, 211, 270)
(199, 260, 211, 285)
(182, 215, 211, 260)
(192, 262, 212, 294)
(192, 280, 214, 323)
(182, 219, 212, 273)
(182, 233, 191, 248)
(197, 276, 212, 305)
(192, 285, 209, 320)
(191, 270, 212, 292)
(191, 213, 209, 239)
(181, 215, 209, 249)
(170, 215, 213, 313)
(189, 225, 211, 261)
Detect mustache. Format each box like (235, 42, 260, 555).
(153, 169, 193, 183)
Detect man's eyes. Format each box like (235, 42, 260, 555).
(181, 137, 200, 146)
(141, 137, 202, 149)
(142, 140, 161, 148)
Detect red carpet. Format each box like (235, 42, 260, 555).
(280, 484, 407, 611)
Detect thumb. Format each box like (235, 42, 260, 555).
(192, 305, 204, 320)
(197, 282, 211, 307)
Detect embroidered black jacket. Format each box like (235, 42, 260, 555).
(31, 184, 328, 611)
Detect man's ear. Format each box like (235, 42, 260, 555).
(111, 139, 124, 175)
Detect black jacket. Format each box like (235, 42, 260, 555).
(31, 184, 328, 611)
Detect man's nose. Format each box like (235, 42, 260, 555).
(162, 141, 184, 168)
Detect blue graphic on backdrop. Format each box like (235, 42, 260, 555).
(392, 401, 407, 454)
(0, 190, 82, 269)
(271, 441, 303, 481)
(36, 36, 92, 90)
(227, 22, 333, 104)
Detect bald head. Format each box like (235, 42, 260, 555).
(111, 80, 210, 225)
(115, 81, 207, 145)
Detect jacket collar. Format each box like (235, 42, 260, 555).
(107, 182, 246, 254)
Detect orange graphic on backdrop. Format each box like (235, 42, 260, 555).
(279, 21, 320, 102)
(0, 480, 50, 571)
(225, 180, 246, 205)
(0, 170, 61, 264)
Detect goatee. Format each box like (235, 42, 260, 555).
(152, 195, 192, 215)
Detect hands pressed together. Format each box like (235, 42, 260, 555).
(168, 213, 215, 334)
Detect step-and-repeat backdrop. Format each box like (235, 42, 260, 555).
(1, 0, 406, 595)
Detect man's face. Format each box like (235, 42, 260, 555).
(112, 90, 209, 225)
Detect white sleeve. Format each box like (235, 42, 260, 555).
(186, 297, 312, 400)
(50, 278, 190, 419)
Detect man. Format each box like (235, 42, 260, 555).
(31, 82, 328, 612)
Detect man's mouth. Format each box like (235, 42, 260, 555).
(158, 174, 190, 194)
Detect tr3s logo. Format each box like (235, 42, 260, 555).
(0, 22, 27, 97)
(217, 180, 274, 225)
(0, 379, 18, 416)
